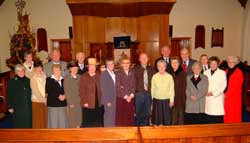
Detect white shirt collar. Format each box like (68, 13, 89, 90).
(51, 75, 63, 81)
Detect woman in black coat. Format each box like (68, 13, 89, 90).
(7, 64, 32, 128)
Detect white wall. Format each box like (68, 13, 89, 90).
(170, 0, 244, 60)
(0, 0, 72, 72)
(0, 0, 245, 72)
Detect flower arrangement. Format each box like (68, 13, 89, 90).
(6, 0, 38, 70)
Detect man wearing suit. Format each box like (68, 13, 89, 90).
(76, 52, 88, 75)
(154, 46, 172, 73)
(43, 49, 68, 77)
(204, 56, 227, 123)
(100, 58, 116, 127)
(200, 54, 209, 74)
(180, 47, 197, 75)
(134, 53, 155, 126)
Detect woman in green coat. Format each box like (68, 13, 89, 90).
(7, 64, 32, 128)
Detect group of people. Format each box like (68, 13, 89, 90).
(7, 46, 244, 128)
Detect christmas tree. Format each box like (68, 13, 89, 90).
(6, 0, 38, 70)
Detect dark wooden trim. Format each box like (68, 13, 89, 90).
(67, 2, 175, 17)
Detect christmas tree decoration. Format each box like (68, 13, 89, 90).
(6, 0, 39, 69)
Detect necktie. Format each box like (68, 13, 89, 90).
(182, 61, 188, 73)
(143, 68, 148, 91)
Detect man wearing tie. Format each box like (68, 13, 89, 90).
(134, 53, 155, 126)
(180, 47, 197, 75)
(43, 48, 68, 77)
(76, 52, 87, 75)
(200, 54, 209, 73)
(154, 46, 172, 73)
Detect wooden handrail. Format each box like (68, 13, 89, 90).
(0, 123, 250, 142)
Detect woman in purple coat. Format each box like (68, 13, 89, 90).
(115, 57, 136, 126)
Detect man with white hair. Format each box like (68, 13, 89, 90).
(43, 48, 68, 77)
(76, 52, 87, 75)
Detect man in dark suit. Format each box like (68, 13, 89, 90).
(154, 45, 172, 73)
(180, 47, 197, 75)
(200, 54, 209, 74)
(76, 52, 87, 75)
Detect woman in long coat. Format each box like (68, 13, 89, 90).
(100, 58, 116, 127)
(80, 58, 104, 127)
(169, 57, 186, 125)
(224, 56, 244, 123)
(115, 57, 136, 126)
(7, 64, 32, 128)
(64, 61, 82, 128)
(185, 62, 208, 124)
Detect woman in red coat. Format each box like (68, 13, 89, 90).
(224, 56, 244, 123)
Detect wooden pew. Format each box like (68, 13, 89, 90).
(0, 123, 250, 143)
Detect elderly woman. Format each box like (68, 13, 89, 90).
(80, 58, 103, 127)
(224, 56, 244, 123)
(169, 57, 186, 125)
(204, 56, 227, 123)
(7, 64, 32, 128)
(46, 64, 67, 128)
(151, 60, 174, 125)
(115, 57, 136, 126)
(64, 61, 82, 128)
(23, 51, 34, 79)
(185, 62, 208, 124)
(30, 61, 47, 128)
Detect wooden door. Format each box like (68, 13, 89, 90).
(60, 41, 72, 62)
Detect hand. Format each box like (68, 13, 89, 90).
(169, 102, 174, 108)
(8, 108, 14, 113)
(107, 102, 112, 107)
(84, 103, 89, 107)
(69, 104, 75, 108)
(207, 92, 213, 96)
(58, 95, 66, 101)
(126, 96, 132, 103)
(191, 95, 197, 101)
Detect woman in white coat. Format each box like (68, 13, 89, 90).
(204, 56, 227, 123)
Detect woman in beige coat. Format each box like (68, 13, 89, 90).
(30, 61, 47, 128)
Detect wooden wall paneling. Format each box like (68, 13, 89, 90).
(86, 16, 106, 43)
(105, 18, 124, 42)
(122, 18, 138, 41)
(137, 15, 160, 42)
(72, 16, 88, 58)
(159, 15, 170, 48)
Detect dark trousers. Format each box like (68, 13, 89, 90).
(81, 106, 104, 128)
(184, 113, 206, 124)
(205, 114, 223, 124)
(135, 91, 151, 126)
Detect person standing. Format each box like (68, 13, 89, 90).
(23, 51, 34, 79)
(7, 64, 32, 128)
(100, 58, 116, 127)
(185, 62, 208, 124)
(80, 58, 104, 127)
(30, 61, 47, 128)
(115, 57, 136, 126)
(76, 52, 87, 75)
(46, 64, 67, 128)
(224, 56, 244, 123)
(154, 46, 172, 73)
(180, 47, 196, 75)
(169, 57, 186, 125)
(43, 48, 68, 77)
(134, 53, 154, 126)
(64, 61, 82, 128)
(204, 56, 227, 123)
(200, 54, 209, 74)
(151, 60, 175, 125)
